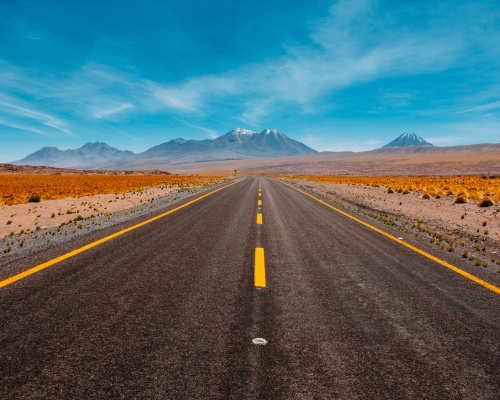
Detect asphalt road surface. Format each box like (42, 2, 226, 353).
(1, 177, 500, 399)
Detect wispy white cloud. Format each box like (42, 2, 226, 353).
(93, 103, 134, 119)
(0, 118, 48, 136)
(120, 132, 139, 141)
(175, 118, 219, 138)
(139, 0, 471, 123)
(152, 87, 201, 113)
(0, 100, 73, 135)
(458, 100, 500, 114)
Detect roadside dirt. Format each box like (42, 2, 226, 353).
(0, 186, 178, 239)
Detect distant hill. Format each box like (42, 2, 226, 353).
(383, 133, 433, 147)
(96, 128, 317, 169)
(11, 142, 134, 168)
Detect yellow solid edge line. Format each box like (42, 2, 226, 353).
(278, 180, 500, 296)
(258, 200, 262, 206)
(0, 179, 243, 289)
(257, 214, 263, 224)
(255, 247, 266, 287)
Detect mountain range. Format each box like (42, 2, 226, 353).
(11, 142, 134, 169)
(12, 128, 317, 169)
(12, 130, 439, 170)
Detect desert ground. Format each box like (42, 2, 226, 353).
(0, 185, 180, 239)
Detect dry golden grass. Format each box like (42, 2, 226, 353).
(286, 175, 500, 206)
(0, 174, 225, 206)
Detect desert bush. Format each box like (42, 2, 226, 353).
(27, 194, 41, 203)
(478, 197, 495, 207)
(466, 191, 482, 201)
(454, 195, 468, 204)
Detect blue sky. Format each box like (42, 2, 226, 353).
(1, 0, 499, 161)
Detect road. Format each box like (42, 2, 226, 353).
(1, 177, 500, 399)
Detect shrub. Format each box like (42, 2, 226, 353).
(462, 251, 469, 258)
(478, 197, 495, 207)
(467, 191, 481, 201)
(28, 194, 41, 203)
(454, 195, 468, 204)
(421, 191, 432, 199)
(6, 220, 12, 225)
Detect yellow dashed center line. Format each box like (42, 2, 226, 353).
(279, 180, 500, 296)
(0, 179, 242, 289)
(258, 200, 262, 206)
(257, 214, 263, 224)
(255, 247, 266, 287)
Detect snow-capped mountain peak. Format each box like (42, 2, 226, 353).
(232, 128, 257, 135)
(262, 128, 283, 136)
(383, 133, 433, 147)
